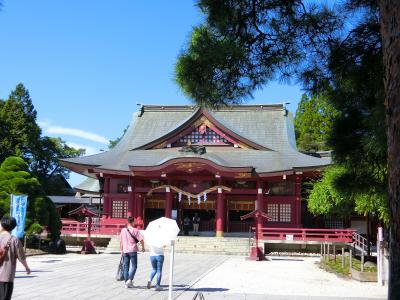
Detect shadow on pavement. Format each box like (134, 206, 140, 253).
(132, 284, 189, 290)
(39, 260, 63, 263)
(16, 270, 53, 273)
(270, 258, 304, 261)
(174, 287, 229, 292)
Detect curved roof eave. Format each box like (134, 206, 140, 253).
(129, 156, 254, 173)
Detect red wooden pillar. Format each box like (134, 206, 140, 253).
(216, 187, 225, 237)
(165, 186, 173, 218)
(103, 177, 111, 219)
(135, 192, 144, 229)
(127, 177, 134, 217)
(295, 174, 302, 227)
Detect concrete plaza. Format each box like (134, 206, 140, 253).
(13, 252, 387, 300)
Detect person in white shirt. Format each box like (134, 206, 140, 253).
(192, 213, 200, 235)
(146, 245, 164, 291)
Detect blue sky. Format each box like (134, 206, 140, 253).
(0, 1, 304, 187)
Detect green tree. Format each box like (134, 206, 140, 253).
(0, 84, 41, 162)
(308, 165, 388, 223)
(307, 166, 351, 217)
(0, 84, 84, 194)
(294, 94, 337, 152)
(308, 164, 388, 256)
(30, 137, 85, 189)
(0, 157, 61, 239)
(175, 1, 343, 107)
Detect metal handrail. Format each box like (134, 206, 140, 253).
(352, 232, 368, 253)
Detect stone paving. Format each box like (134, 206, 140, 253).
(12, 252, 387, 300)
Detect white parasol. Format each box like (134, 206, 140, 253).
(144, 217, 180, 248)
(144, 217, 180, 300)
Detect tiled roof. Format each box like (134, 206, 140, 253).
(60, 104, 330, 173)
(74, 177, 100, 193)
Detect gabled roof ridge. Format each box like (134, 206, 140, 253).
(142, 105, 197, 112)
(141, 104, 285, 112)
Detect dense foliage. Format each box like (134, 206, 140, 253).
(0, 84, 84, 194)
(0, 157, 61, 239)
(0, 83, 41, 162)
(308, 165, 388, 223)
(175, 0, 344, 107)
(294, 93, 337, 152)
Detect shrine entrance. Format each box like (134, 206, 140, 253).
(177, 195, 216, 232)
(179, 209, 215, 232)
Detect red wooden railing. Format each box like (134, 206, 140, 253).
(61, 219, 125, 235)
(256, 227, 356, 243)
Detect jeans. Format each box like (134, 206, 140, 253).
(123, 252, 138, 281)
(149, 255, 164, 286)
(0, 282, 13, 300)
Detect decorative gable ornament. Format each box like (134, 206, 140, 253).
(179, 144, 206, 154)
(175, 124, 233, 147)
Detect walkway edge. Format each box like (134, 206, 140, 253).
(173, 256, 230, 300)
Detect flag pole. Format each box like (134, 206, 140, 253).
(168, 239, 175, 300)
(10, 194, 13, 215)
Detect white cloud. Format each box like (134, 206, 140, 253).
(66, 142, 101, 156)
(37, 121, 50, 128)
(39, 122, 109, 144)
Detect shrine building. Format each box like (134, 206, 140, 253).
(60, 104, 330, 237)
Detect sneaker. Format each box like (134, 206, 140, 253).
(155, 285, 162, 291)
(146, 281, 151, 289)
(125, 280, 133, 288)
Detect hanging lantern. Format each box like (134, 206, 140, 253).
(188, 194, 191, 205)
(197, 194, 201, 205)
(203, 192, 207, 202)
(178, 192, 182, 202)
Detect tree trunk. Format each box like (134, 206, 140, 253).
(379, 1, 400, 298)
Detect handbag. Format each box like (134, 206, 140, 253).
(115, 255, 124, 281)
(0, 237, 12, 266)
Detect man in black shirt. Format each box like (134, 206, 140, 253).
(192, 213, 200, 235)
